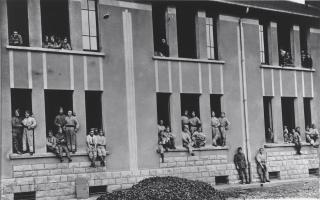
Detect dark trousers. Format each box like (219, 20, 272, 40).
(57, 145, 71, 159)
(294, 142, 301, 154)
(12, 132, 21, 153)
(237, 168, 248, 182)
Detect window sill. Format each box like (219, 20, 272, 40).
(260, 64, 315, 72)
(6, 45, 105, 57)
(159, 146, 229, 153)
(9, 150, 109, 160)
(153, 56, 225, 64)
(264, 142, 312, 148)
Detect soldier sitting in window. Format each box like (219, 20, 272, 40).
(61, 37, 72, 50)
(192, 127, 206, 148)
(9, 31, 23, 46)
(47, 130, 57, 153)
(266, 127, 274, 143)
(56, 127, 72, 163)
(48, 35, 61, 49)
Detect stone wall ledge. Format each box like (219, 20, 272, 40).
(9, 151, 110, 160)
(260, 64, 316, 72)
(153, 56, 225, 64)
(6, 45, 105, 57)
(264, 142, 313, 148)
(162, 146, 229, 153)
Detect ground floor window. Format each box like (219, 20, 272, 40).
(210, 94, 222, 117)
(156, 93, 171, 127)
(11, 89, 32, 154)
(263, 97, 274, 143)
(44, 90, 73, 135)
(304, 98, 312, 128)
(281, 97, 295, 132)
(85, 91, 103, 133)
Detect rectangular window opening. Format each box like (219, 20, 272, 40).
(177, 6, 197, 59)
(181, 94, 201, 129)
(259, 21, 269, 64)
(81, 0, 99, 51)
(269, 171, 280, 180)
(263, 97, 274, 143)
(210, 94, 222, 118)
(215, 176, 229, 185)
(300, 25, 312, 68)
(281, 97, 296, 132)
(11, 89, 32, 154)
(89, 185, 107, 196)
(85, 91, 103, 133)
(14, 191, 36, 200)
(308, 168, 319, 177)
(152, 4, 168, 57)
(7, 0, 29, 46)
(206, 14, 218, 60)
(44, 90, 73, 147)
(157, 93, 171, 128)
(278, 21, 293, 66)
(41, 0, 71, 49)
(304, 98, 312, 129)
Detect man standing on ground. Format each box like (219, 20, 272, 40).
(65, 110, 79, 153)
(256, 148, 270, 183)
(234, 147, 249, 184)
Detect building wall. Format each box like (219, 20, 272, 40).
(1, 0, 320, 199)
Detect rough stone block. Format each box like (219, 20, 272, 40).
(32, 164, 45, 170)
(140, 170, 150, 176)
(188, 156, 200, 161)
(44, 163, 58, 169)
(56, 163, 69, 169)
(48, 175, 61, 183)
(35, 177, 48, 184)
(20, 185, 31, 192)
(74, 168, 86, 174)
(13, 165, 32, 172)
(16, 177, 34, 185)
(76, 177, 89, 199)
(112, 172, 121, 178)
(195, 161, 204, 166)
(61, 168, 74, 174)
(68, 162, 80, 168)
(121, 171, 132, 178)
(50, 169, 62, 175)
(13, 172, 24, 178)
(38, 170, 50, 176)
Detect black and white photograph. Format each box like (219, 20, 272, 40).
(0, 0, 319, 199)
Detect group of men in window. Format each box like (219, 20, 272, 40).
(157, 110, 231, 162)
(12, 106, 107, 167)
(42, 35, 72, 50)
(279, 48, 313, 68)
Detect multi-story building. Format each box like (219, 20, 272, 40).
(0, 0, 319, 199)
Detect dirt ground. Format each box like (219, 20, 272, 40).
(219, 178, 319, 199)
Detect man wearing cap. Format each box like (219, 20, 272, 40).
(211, 111, 220, 146)
(56, 127, 72, 162)
(87, 129, 97, 167)
(22, 110, 37, 155)
(54, 107, 66, 133)
(219, 112, 231, 146)
(234, 147, 249, 184)
(65, 110, 79, 153)
(256, 147, 270, 183)
(189, 111, 201, 135)
(181, 110, 189, 129)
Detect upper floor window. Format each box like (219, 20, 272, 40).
(278, 21, 293, 66)
(206, 16, 218, 60)
(41, 0, 72, 50)
(152, 4, 169, 57)
(176, 6, 197, 59)
(81, 0, 99, 51)
(300, 25, 312, 68)
(7, 0, 29, 46)
(259, 21, 269, 64)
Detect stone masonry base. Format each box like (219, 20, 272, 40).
(1, 147, 318, 200)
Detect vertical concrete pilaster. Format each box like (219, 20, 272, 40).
(69, 0, 83, 50)
(199, 94, 212, 145)
(268, 22, 279, 66)
(73, 90, 87, 151)
(32, 89, 46, 153)
(195, 10, 207, 59)
(170, 93, 182, 147)
(272, 96, 283, 143)
(294, 98, 305, 141)
(165, 6, 178, 57)
(292, 25, 301, 67)
(28, 0, 42, 47)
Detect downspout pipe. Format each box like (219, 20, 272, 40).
(238, 18, 252, 183)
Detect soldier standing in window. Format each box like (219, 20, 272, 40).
(22, 110, 37, 155)
(211, 111, 220, 146)
(219, 112, 231, 146)
(293, 127, 302, 155)
(159, 38, 169, 57)
(87, 129, 97, 167)
(65, 110, 79, 153)
(181, 110, 189, 129)
(234, 147, 249, 184)
(96, 129, 107, 167)
(189, 111, 201, 135)
(12, 108, 23, 154)
(54, 107, 67, 133)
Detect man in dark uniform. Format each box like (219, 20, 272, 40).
(159, 38, 169, 57)
(12, 108, 23, 154)
(56, 127, 72, 163)
(234, 147, 249, 184)
(54, 107, 66, 133)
